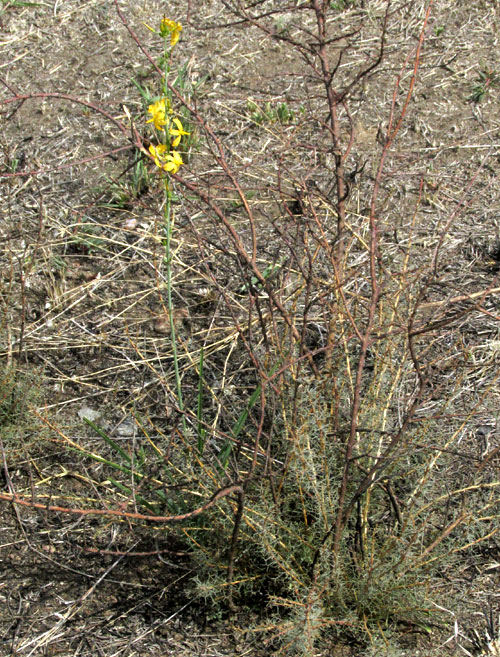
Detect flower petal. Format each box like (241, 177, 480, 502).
(169, 117, 190, 148)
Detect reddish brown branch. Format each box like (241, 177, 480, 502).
(0, 485, 243, 523)
(330, 1, 433, 554)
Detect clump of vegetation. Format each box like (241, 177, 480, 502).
(329, 0, 352, 10)
(0, 366, 31, 433)
(0, 364, 47, 461)
(247, 99, 297, 125)
(470, 66, 499, 103)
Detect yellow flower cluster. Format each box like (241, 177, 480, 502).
(148, 144, 184, 174)
(144, 16, 182, 49)
(147, 98, 189, 174)
(146, 97, 171, 129)
(145, 19, 189, 175)
(160, 18, 182, 47)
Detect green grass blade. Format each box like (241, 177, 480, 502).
(64, 445, 137, 478)
(83, 417, 133, 465)
(217, 440, 233, 472)
(232, 383, 261, 439)
(131, 78, 151, 104)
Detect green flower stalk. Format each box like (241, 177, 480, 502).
(143, 17, 190, 432)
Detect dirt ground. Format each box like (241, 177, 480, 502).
(1, 0, 500, 655)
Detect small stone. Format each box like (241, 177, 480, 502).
(115, 417, 135, 437)
(78, 406, 101, 422)
(124, 217, 137, 230)
(154, 314, 170, 334)
(154, 308, 190, 334)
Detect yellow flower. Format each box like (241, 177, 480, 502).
(146, 98, 171, 130)
(165, 150, 183, 174)
(148, 144, 183, 174)
(169, 117, 190, 148)
(160, 18, 182, 47)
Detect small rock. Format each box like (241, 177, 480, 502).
(154, 307, 190, 334)
(115, 417, 135, 437)
(78, 406, 101, 422)
(124, 217, 137, 230)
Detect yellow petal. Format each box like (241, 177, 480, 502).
(171, 29, 181, 47)
(169, 117, 190, 147)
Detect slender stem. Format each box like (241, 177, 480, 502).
(159, 33, 186, 430)
(163, 182, 186, 431)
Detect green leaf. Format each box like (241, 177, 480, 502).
(83, 417, 133, 466)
